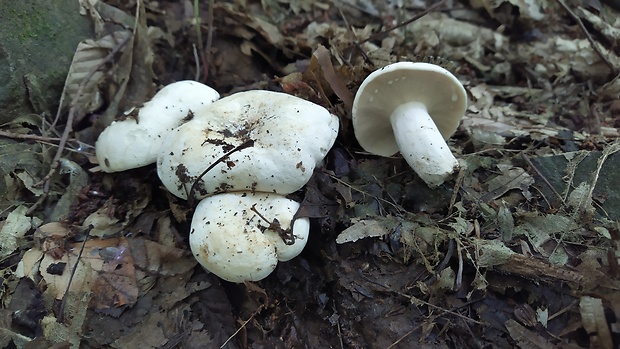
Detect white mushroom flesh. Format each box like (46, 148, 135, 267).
(96, 80, 220, 172)
(157, 90, 339, 199)
(190, 192, 310, 283)
(390, 102, 460, 187)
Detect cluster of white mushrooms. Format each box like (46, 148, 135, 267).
(96, 82, 338, 282)
(95, 62, 467, 283)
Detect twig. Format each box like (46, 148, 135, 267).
(333, 300, 344, 349)
(0, 130, 64, 142)
(358, 0, 447, 45)
(556, 0, 618, 76)
(57, 225, 92, 324)
(0, 130, 94, 158)
(187, 139, 255, 206)
(448, 164, 466, 214)
(192, 44, 200, 81)
(250, 204, 295, 245)
(205, 0, 215, 81)
(193, 0, 206, 81)
(384, 297, 484, 349)
(326, 172, 404, 212)
(220, 312, 256, 348)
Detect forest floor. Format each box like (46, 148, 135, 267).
(1, 0, 620, 348)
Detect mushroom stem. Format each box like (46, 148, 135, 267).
(389, 102, 460, 187)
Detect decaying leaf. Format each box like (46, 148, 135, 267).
(0, 206, 42, 260)
(477, 239, 585, 284)
(82, 206, 122, 238)
(579, 296, 613, 349)
(311, 45, 354, 110)
(504, 319, 553, 348)
(34, 237, 139, 314)
(0, 139, 44, 209)
(512, 214, 578, 262)
(480, 164, 534, 202)
(61, 31, 131, 122)
(336, 218, 389, 244)
(49, 159, 90, 221)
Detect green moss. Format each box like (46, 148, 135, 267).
(0, 0, 94, 123)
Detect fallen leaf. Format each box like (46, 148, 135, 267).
(0, 206, 42, 260)
(579, 296, 613, 349)
(336, 218, 389, 244)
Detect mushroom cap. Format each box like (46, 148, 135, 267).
(96, 80, 219, 172)
(189, 192, 310, 283)
(157, 90, 339, 200)
(352, 62, 467, 157)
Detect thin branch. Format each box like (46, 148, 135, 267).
(187, 139, 255, 206)
(326, 172, 405, 212)
(204, 0, 215, 81)
(57, 225, 92, 324)
(557, 0, 618, 76)
(358, 0, 447, 45)
(220, 312, 256, 348)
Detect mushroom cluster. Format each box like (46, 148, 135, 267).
(95, 82, 338, 283)
(156, 90, 339, 282)
(95, 61, 465, 283)
(352, 62, 467, 187)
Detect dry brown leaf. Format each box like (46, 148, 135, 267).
(38, 237, 139, 314)
(87, 238, 139, 313)
(312, 45, 354, 111)
(504, 319, 553, 349)
(128, 237, 196, 276)
(61, 31, 132, 123)
(336, 218, 389, 244)
(0, 205, 41, 260)
(579, 296, 613, 349)
(480, 164, 534, 202)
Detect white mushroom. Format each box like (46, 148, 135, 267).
(96, 80, 220, 172)
(190, 192, 310, 283)
(352, 62, 467, 187)
(157, 90, 339, 200)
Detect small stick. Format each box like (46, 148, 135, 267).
(187, 139, 255, 206)
(557, 0, 618, 76)
(250, 204, 294, 245)
(57, 225, 92, 324)
(0, 130, 65, 143)
(204, 0, 215, 81)
(357, 0, 447, 45)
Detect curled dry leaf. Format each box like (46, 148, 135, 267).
(61, 31, 132, 123)
(312, 45, 354, 111)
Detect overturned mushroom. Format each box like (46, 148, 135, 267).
(96, 80, 220, 172)
(352, 62, 467, 187)
(190, 191, 310, 283)
(157, 90, 339, 200)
